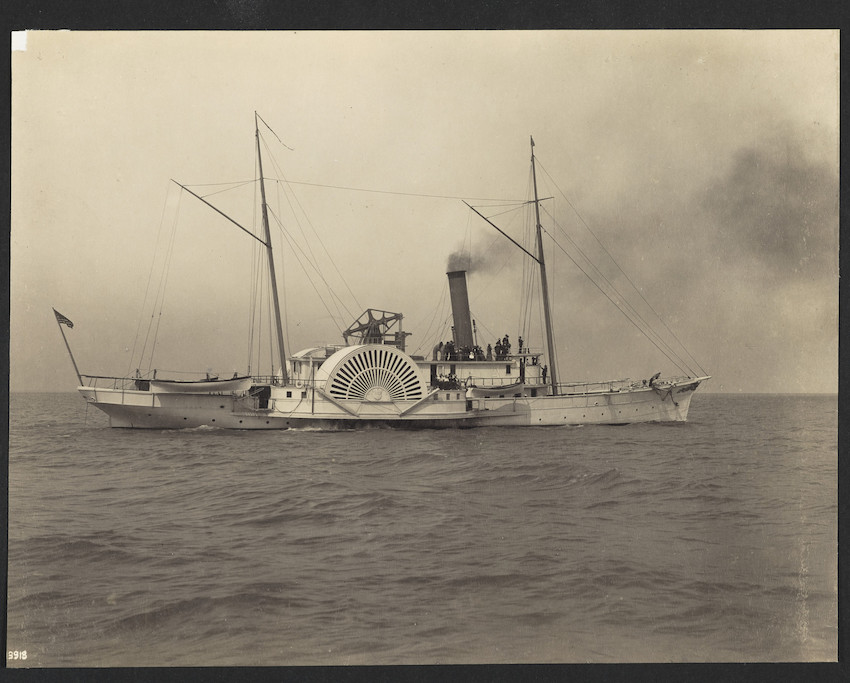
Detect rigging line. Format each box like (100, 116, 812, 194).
(264, 205, 335, 323)
(464, 202, 540, 264)
(520, 201, 538, 341)
(422, 291, 453, 357)
(255, 252, 266, 375)
(127, 179, 174, 377)
(247, 180, 260, 373)
(524, 246, 540, 339)
(256, 112, 294, 151)
(271, 176, 362, 314)
(278, 229, 292, 376)
(273, 222, 346, 337)
(437, 313, 454, 346)
(544, 202, 688, 366)
(525, 171, 540, 339)
(253, 136, 282, 375)
(267, 206, 355, 324)
(247, 176, 263, 374)
(537, 160, 706, 375)
(247, 243, 258, 373)
(139, 189, 182, 373)
(259, 135, 323, 271)
(144, 191, 182, 374)
(469, 200, 531, 208)
(183, 179, 253, 187)
(259, 135, 361, 315)
(518, 172, 534, 339)
(545, 227, 692, 375)
(478, 204, 529, 221)
(474, 317, 502, 351)
(262, 180, 351, 318)
(196, 179, 257, 199)
(543, 233, 561, 376)
(254, 250, 269, 376)
(267, 268, 275, 376)
(541, 204, 697, 375)
(269, 178, 526, 203)
(419, 318, 447, 360)
(173, 181, 268, 247)
(411, 280, 449, 356)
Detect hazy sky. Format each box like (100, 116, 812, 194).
(11, 30, 838, 393)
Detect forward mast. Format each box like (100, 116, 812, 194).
(256, 112, 289, 384)
(530, 135, 559, 395)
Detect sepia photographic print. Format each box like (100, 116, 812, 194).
(8, 30, 838, 669)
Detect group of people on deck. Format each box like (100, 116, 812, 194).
(432, 340, 487, 362)
(434, 372, 462, 390)
(493, 334, 523, 360)
(432, 334, 529, 362)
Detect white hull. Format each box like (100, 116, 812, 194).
(79, 364, 705, 430)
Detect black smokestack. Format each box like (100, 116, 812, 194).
(447, 271, 474, 349)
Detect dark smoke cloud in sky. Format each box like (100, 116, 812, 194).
(700, 136, 838, 276)
(446, 221, 529, 275)
(537, 124, 839, 392)
(446, 244, 508, 275)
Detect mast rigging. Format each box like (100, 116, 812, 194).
(530, 135, 560, 395)
(256, 112, 289, 383)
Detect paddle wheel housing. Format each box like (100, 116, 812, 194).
(315, 344, 426, 402)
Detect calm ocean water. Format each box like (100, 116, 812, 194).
(6, 392, 837, 666)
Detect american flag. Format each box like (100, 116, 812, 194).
(54, 309, 74, 328)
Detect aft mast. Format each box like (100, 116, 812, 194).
(530, 136, 559, 395)
(255, 112, 289, 384)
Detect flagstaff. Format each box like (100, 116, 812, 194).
(53, 308, 82, 385)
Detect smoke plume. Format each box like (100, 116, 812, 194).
(446, 231, 521, 275)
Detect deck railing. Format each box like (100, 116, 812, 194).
(80, 374, 140, 390)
